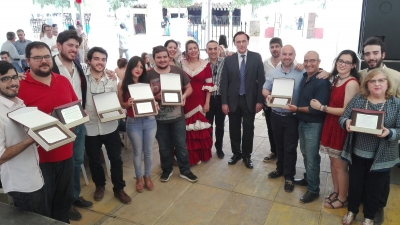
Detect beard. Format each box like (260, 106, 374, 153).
(367, 58, 384, 70)
(60, 49, 76, 61)
(156, 64, 168, 70)
(32, 63, 52, 77)
(90, 64, 105, 73)
(0, 85, 18, 98)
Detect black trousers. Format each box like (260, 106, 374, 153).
(263, 107, 276, 154)
(348, 154, 390, 219)
(376, 144, 399, 208)
(206, 95, 226, 153)
(228, 95, 255, 159)
(270, 112, 298, 180)
(85, 129, 126, 193)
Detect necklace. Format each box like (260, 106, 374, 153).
(365, 99, 386, 111)
(337, 74, 351, 84)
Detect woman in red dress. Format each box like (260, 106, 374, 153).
(310, 50, 360, 209)
(181, 40, 215, 165)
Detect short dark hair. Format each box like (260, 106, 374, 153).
(52, 24, 58, 28)
(16, 29, 24, 34)
(0, 61, 18, 76)
(269, 37, 282, 47)
(0, 51, 10, 57)
(206, 40, 218, 48)
(57, 30, 82, 45)
(233, 31, 249, 42)
(68, 25, 76, 30)
(6, 32, 15, 40)
(43, 25, 52, 30)
(25, 41, 51, 59)
(120, 23, 126, 29)
(87, 47, 108, 61)
(117, 58, 128, 69)
(152, 46, 169, 59)
(362, 37, 386, 54)
(218, 35, 228, 48)
(164, 39, 178, 48)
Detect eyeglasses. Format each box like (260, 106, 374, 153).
(337, 59, 353, 66)
(0, 74, 21, 83)
(30, 55, 52, 62)
(89, 77, 108, 95)
(303, 59, 319, 64)
(368, 78, 387, 84)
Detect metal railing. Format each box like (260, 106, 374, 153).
(188, 16, 241, 26)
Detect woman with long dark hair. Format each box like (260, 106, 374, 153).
(181, 40, 215, 165)
(310, 50, 360, 209)
(118, 56, 157, 192)
(164, 40, 181, 67)
(141, 52, 152, 71)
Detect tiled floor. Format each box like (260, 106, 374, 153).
(72, 113, 400, 225)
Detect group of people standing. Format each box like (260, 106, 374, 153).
(0, 26, 399, 225)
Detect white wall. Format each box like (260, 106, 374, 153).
(0, 1, 35, 43)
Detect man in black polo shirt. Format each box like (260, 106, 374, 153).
(287, 51, 330, 203)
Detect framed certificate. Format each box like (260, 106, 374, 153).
(92, 92, 126, 123)
(128, 83, 158, 117)
(8, 107, 76, 151)
(267, 78, 295, 108)
(350, 108, 384, 135)
(160, 73, 183, 106)
(52, 100, 90, 129)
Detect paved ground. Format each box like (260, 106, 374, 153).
(71, 113, 400, 225)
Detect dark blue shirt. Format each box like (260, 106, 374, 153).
(296, 71, 331, 123)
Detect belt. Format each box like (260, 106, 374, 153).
(272, 110, 295, 116)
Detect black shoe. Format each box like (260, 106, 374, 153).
(300, 191, 319, 203)
(284, 180, 294, 192)
(180, 172, 198, 183)
(294, 178, 308, 186)
(243, 158, 253, 169)
(73, 196, 93, 208)
(228, 155, 242, 165)
(216, 151, 225, 159)
(374, 207, 384, 225)
(160, 171, 173, 182)
(263, 153, 277, 162)
(69, 206, 82, 221)
(268, 170, 283, 179)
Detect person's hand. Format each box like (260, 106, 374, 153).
(203, 103, 210, 113)
(154, 93, 161, 101)
(19, 73, 27, 80)
(106, 69, 117, 80)
(127, 97, 134, 107)
(316, 70, 330, 79)
(227, 52, 233, 56)
(155, 102, 160, 111)
(222, 104, 229, 115)
(265, 95, 272, 105)
(146, 67, 152, 71)
(346, 119, 352, 132)
(376, 127, 390, 138)
(294, 63, 304, 71)
(287, 104, 297, 112)
(255, 103, 263, 113)
(310, 99, 321, 110)
(182, 94, 186, 106)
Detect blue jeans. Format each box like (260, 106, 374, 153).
(298, 121, 323, 194)
(156, 119, 191, 175)
(71, 124, 86, 202)
(8, 187, 49, 217)
(40, 157, 74, 223)
(126, 116, 157, 178)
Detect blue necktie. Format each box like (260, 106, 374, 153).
(239, 55, 246, 95)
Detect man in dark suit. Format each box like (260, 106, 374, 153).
(220, 31, 265, 169)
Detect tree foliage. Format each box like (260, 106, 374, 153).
(32, 0, 70, 8)
(107, 0, 138, 11)
(232, 0, 280, 8)
(159, 0, 194, 8)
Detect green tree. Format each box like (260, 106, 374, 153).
(159, 0, 193, 8)
(233, 0, 280, 18)
(32, 0, 70, 8)
(107, 0, 138, 11)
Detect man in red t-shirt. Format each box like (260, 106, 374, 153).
(18, 41, 77, 223)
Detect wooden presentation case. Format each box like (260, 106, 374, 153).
(349, 108, 384, 135)
(160, 73, 183, 106)
(52, 100, 89, 129)
(128, 83, 158, 117)
(267, 78, 295, 108)
(8, 107, 76, 151)
(92, 92, 126, 123)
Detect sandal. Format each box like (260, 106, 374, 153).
(324, 192, 339, 203)
(324, 198, 348, 209)
(342, 211, 356, 225)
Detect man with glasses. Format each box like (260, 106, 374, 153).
(205, 40, 225, 159)
(83, 47, 131, 205)
(286, 51, 330, 203)
(40, 25, 58, 56)
(359, 37, 400, 225)
(0, 61, 48, 217)
(50, 30, 92, 221)
(18, 41, 78, 223)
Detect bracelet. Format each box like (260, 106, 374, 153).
(318, 104, 322, 111)
(296, 107, 300, 113)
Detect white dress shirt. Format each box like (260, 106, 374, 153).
(40, 35, 58, 56)
(54, 55, 83, 101)
(0, 96, 43, 193)
(84, 71, 119, 136)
